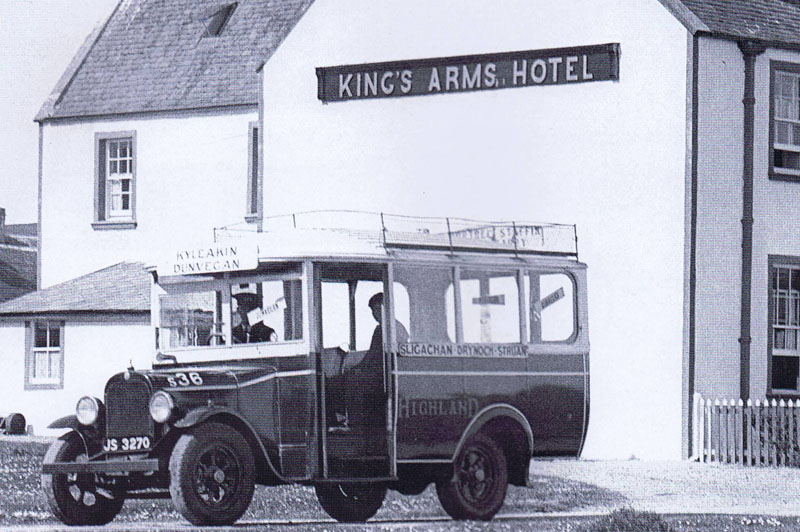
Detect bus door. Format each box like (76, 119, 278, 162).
(315, 262, 393, 478)
(525, 268, 589, 454)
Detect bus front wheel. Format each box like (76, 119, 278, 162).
(435, 432, 508, 520)
(169, 422, 255, 526)
(41, 431, 125, 525)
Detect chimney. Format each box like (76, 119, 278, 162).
(0, 207, 5, 231)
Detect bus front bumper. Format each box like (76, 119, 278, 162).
(42, 459, 159, 474)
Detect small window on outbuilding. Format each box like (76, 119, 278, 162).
(202, 3, 237, 38)
(25, 320, 64, 390)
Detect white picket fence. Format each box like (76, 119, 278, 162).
(692, 393, 800, 466)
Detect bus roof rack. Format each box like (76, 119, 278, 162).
(214, 211, 579, 258)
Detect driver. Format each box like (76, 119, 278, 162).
(232, 292, 278, 344)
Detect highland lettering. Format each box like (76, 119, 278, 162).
(398, 396, 479, 419)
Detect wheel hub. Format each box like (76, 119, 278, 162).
(195, 444, 240, 507)
(458, 449, 492, 503)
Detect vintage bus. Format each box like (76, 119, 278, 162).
(41, 212, 589, 525)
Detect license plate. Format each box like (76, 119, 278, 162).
(103, 436, 151, 453)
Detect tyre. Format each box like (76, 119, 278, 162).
(435, 432, 508, 520)
(41, 431, 125, 525)
(393, 475, 430, 495)
(315, 483, 386, 522)
(169, 422, 256, 526)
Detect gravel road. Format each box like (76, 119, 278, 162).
(533, 458, 800, 515)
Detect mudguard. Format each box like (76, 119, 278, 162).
(454, 403, 535, 486)
(173, 406, 228, 429)
(47, 415, 80, 431)
(455, 404, 534, 458)
(173, 406, 287, 484)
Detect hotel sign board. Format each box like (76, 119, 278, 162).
(317, 43, 619, 103)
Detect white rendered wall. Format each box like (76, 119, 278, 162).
(694, 38, 744, 400)
(261, 0, 689, 458)
(0, 319, 151, 436)
(40, 109, 257, 286)
(751, 47, 800, 399)
(695, 41, 800, 402)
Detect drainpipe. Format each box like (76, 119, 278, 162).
(737, 41, 765, 401)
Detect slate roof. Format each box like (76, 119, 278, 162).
(5, 223, 37, 238)
(36, 0, 800, 121)
(0, 236, 36, 293)
(679, 0, 800, 45)
(37, 0, 314, 120)
(0, 262, 149, 315)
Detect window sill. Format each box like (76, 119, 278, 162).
(768, 390, 800, 399)
(92, 221, 137, 231)
(770, 170, 800, 183)
(24, 381, 63, 391)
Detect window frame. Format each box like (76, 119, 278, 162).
(768, 255, 800, 396)
(93, 131, 137, 230)
(24, 320, 65, 390)
(770, 61, 800, 182)
(391, 263, 533, 357)
(157, 269, 307, 356)
(390, 262, 458, 347)
(456, 267, 524, 345)
(525, 269, 579, 345)
(245, 121, 262, 223)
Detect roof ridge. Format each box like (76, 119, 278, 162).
(0, 260, 149, 315)
(40, 261, 140, 291)
(41, 0, 316, 119)
(656, 0, 710, 33)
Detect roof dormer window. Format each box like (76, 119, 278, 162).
(202, 3, 237, 38)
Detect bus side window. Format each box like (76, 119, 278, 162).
(392, 282, 411, 342)
(321, 281, 350, 350)
(232, 280, 303, 343)
(394, 265, 456, 343)
(159, 289, 224, 348)
(526, 272, 576, 343)
(458, 270, 521, 343)
(283, 279, 303, 341)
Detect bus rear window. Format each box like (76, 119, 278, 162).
(525, 272, 576, 343)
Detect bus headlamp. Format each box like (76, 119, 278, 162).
(149, 391, 174, 423)
(76, 396, 102, 426)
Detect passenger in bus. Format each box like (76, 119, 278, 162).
(332, 293, 409, 432)
(365, 292, 408, 363)
(232, 292, 278, 344)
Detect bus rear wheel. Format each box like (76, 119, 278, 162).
(435, 432, 508, 520)
(315, 483, 386, 522)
